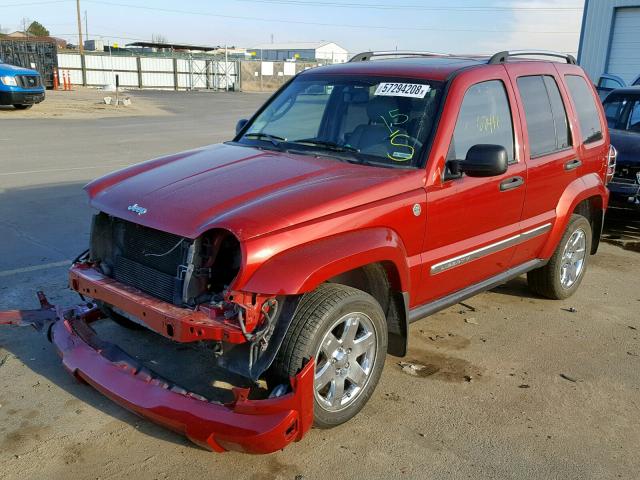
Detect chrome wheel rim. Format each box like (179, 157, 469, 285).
(314, 312, 377, 412)
(560, 228, 586, 289)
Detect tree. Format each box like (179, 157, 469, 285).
(27, 21, 49, 37)
(151, 33, 168, 44)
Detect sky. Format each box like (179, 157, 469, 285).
(0, 0, 585, 56)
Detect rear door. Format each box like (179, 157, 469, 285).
(506, 64, 578, 265)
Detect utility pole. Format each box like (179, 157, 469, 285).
(84, 10, 88, 42)
(76, 0, 84, 53)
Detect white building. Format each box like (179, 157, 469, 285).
(578, 1, 640, 84)
(249, 42, 349, 63)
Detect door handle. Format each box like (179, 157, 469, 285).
(564, 159, 582, 171)
(499, 176, 524, 191)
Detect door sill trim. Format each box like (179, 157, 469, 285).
(408, 258, 546, 324)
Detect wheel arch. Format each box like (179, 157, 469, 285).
(240, 228, 411, 357)
(540, 174, 608, 258)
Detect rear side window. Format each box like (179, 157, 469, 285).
(564, 75, 603, 144)
(447, 80, 514, 163)
(517, 75, 571, 158)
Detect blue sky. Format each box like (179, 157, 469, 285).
(0, 0, 584, 55)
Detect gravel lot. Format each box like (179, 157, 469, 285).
(0, 90, 639, 480)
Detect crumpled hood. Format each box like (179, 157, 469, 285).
(86, 143, 420, 240)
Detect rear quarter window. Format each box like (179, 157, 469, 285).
(564, 75, 603, 144)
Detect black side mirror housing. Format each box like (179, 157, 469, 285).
(458, 144, 509, 178)
(235, 118, 249, 136)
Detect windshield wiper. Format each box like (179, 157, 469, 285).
(290, 138, 360, 153)
(244, 132, 287, 147)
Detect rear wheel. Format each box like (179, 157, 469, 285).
(527, 214, 592, 299)
(13, 104, 32, 110)
(271, 284, 387, 428)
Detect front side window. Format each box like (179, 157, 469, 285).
(517, 75, 571, 157)
(565, 75, 603, 144)
(238, 75, 444, 168)
(447, 80, 515, 163)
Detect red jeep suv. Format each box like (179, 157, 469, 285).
(64, 50, 613, 453)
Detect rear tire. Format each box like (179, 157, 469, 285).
(271, 283, 387, 428)
(527, 214, 592, 299)
(13, 104, 32, 110)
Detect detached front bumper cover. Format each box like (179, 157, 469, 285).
(0, 293, 314, 454)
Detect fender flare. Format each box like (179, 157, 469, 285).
(241, 228, 411, 296)
(539, 173, 608, 259)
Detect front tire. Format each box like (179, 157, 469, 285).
(13, 104, 33, 110)
(527, 214, 592, 299)
(271, 284, 387, 428)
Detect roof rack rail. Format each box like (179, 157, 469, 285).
(488, 50, 577, 65)
(349, 50, 452, 62)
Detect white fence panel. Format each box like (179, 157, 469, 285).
(141, 72, 174, 88)
(176, 59, 207, 73)
(67, 69, 83, 85)
(85, 55, 136, 71)
(140, 57, 173, 72)
(212, 61, 236, 74)
(177, 73, 207, 89)
(86, 70, 138, 86)
(57, 53, 81, 68)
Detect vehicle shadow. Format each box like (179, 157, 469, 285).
(489, 276, 538, 299)
(602, 207, 640, 252)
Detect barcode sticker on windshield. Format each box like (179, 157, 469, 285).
(375, 83, 431, 98)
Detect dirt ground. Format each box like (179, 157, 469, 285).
(1, 90, 639, 480)
(0, 87, 168, 119)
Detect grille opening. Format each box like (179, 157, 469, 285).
(89, 213, 241, 307)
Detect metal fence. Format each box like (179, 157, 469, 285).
(0, 38, 58, 88)
(57, 51, 239, 90)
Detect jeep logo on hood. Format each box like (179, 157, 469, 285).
(127, 203, 148, 216)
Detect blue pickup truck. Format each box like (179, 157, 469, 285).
(0, 59, 45, 109)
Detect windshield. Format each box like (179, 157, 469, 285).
(236, 74, 444, 168)
(604, 94, 640, 133)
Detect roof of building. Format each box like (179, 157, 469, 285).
(126, 41, 222, 52)
(250, 41, 345, 51)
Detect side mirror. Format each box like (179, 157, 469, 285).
(457, 144, 508, 178)
(235, 118, 249, 136)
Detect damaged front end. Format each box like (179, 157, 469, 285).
(0, 212, 316, 453)
(85, 212, 297, 381)
(0, 292, 314, 454)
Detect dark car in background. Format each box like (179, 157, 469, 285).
(597, 74, 640, 100)
(603, 87, 640, 210)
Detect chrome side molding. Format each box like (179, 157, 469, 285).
(430, 223, 552, 275)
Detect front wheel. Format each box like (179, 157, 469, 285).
(13, 104, 33, 110)
(527, 214, 592, 299)
(271, 284, 387, 428)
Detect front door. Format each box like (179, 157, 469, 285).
(417, 68, 526, 305)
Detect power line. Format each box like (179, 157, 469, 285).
(236, 0, 583, 12)
(0, 0, 72, 7)
(84, 0, 579, 34)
